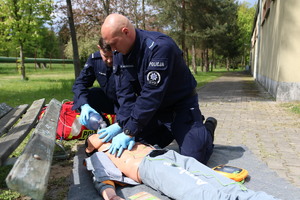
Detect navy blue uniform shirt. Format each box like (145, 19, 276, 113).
(72, 51, 117, 111)
(113, 29, 197, 136)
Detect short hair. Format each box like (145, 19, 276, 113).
(98, 37, 112, 52)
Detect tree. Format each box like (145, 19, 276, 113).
(148, 0, 188, 62)
(208, 0, 240, 70)
(237, 2, 256, 66)
(66, 0, 81, 78)
(24, 27, 60, 59)
(55, 0, 152, 65)
(0, 0, 53, 80)
(64, 35, 99, 62)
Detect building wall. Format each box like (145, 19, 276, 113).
(252, 0, 300, 101)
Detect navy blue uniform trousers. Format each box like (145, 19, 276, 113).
(137, 94, 213, 164)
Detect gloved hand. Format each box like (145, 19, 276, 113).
(80, 104, 98, 126)
(108, 132, 135, 157)
(98, 123, 122, 142)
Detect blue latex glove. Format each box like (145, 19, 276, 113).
(98, 123, 122, 142)
(80, 104, 98, 126)
(108, 132, 135, 157)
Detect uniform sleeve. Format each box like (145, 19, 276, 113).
(72, 55, 97, 110)
(121, 40, 177, 136)
(114, 61, 137, 129)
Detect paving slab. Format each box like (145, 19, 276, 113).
(199, 71, 300, 189)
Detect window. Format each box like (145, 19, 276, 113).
(262, 0, 271, 25)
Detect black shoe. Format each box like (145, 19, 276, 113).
(205, 117, 217, 142)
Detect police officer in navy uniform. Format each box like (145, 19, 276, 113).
(72, 38, 118, 127)
(100, 14, 217, 164)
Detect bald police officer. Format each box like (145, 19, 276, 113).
(100, 14, 217, 164)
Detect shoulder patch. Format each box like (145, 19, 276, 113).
(148, 58, 167, 70)
(149, 61, 165, 68)
(147, 71, 161, 86)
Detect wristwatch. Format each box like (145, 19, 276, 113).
(124, 129, 134, 137)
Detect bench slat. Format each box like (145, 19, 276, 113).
(0, 103, 13, 119)
(0, 104, 29, 137)
(0, 99, 45, 166)
(6, 98, 62, 200)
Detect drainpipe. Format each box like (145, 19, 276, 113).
(253, 0, 262, 80)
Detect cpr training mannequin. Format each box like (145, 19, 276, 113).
(85, 134, 278, 200)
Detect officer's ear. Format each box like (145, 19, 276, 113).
(97, 45, 101, 50)
(121, 27, 129, 36)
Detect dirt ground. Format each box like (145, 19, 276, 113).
(16, 163, 73, 200)
(17, 141, 83, 200)
(45, 163, 73, 200)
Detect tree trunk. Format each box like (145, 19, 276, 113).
(181, 0, 186, 62)
(66, 0, 81, 79)
(204, 48, 209, 72)
(212, 49, 215, 71)
(192, 43, 197, 74)
(19, 43, 26, 80)
(226, 57, 230, 71)
(201, 50, 204, 72)
(102, 0, 110, 17)
(142, 0, 145, 29)
(185, 48, 189, 67)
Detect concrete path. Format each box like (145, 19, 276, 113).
(198, 71, 300, 188)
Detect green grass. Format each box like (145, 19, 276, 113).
(280, 102, 300, 115)
(192, 67, 228, 88)
(0, 63, 75, 107)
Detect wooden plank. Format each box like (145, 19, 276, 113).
(0, 103, 13, 119)
(0, 104, 29, 137)
(6, 98, 62, 200)
(0, 99, 45, 166)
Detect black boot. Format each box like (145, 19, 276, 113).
(204, 117, 217, 142)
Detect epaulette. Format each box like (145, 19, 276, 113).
(91, 51, 101, 59)
(146, 38, 157, 50)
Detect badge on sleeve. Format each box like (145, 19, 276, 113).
(147, 71, 161, 86)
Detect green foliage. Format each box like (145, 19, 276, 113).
(0, 0, 54, 79)
(0, 0, 53, 47)
(64, 35, 99, 61)
(237, 2, 256, 64)
(0, 189, 21, 200)
(24, 27, 61, 58)
(148, 0, 243, 70)
(212, 0, 241, 59)
(0, 166, 21, 200)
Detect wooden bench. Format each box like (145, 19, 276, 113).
(0, 98, 62, 200)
